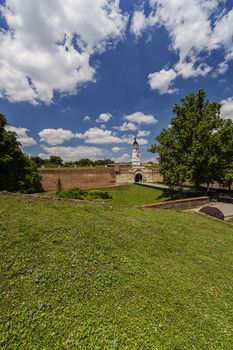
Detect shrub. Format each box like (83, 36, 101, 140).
(199, 206, 224, 221)
(56, 178, 63, 193)
(56, 188, 86, 200)
(88, 190, 112, 199)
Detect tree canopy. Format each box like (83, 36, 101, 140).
(151, 90, 233, 190)
(0, 113, 41, 192)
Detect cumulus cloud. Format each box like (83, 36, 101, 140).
(38, 128, 75, 145)
(121, 134, 148, 145)
(136, 138, 148, 145)
(39, 145, 105, 161)
(6, 126, 36, 146)
(114, 122, 137, 131)
(112, 153, 130, 163)
(75, 126, 149, 145)
(131, 1, 216, 56)
(131, 1, 233, 92)
(137, 130, 150, 137)
(83, 115, 91, 122)
(211, 8, 233, 59)
(130, 10, 148, 37)
(0, 0, 127, 103)
(148, 69, 177, 94)
(175, 60, 212, 79)
(112, 146, 124, 153)
(221, 97, 233, 120)
(96, 113, 112, 123)
(75, 127, 123, 144)
(149, 62, 212, 94)
(216, 62, 229, 76)
(124, 112, 157, 124)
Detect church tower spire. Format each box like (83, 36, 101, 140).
(132, 136, 141, 167)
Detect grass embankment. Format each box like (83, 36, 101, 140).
(1, 195, 233, 349)
(87, 184, 169, 206)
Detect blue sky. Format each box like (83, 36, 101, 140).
(0, 0, 233, 162)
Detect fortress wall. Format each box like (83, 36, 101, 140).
(116, 171, 134, 184)
(116, 169, 163, 184)
(39, 168, 116, 191)
(151, 171, 163, 183)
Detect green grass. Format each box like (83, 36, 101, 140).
(0, 195, 233, 349)
(87, 184, 169, 205)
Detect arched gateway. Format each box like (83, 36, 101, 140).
(135, 173, 142, 183)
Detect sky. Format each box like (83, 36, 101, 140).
(0, 0, 233, 162)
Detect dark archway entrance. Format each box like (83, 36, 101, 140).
(135, 173, 142, 183)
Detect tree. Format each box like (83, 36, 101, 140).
(222, 164, 233, 190)
(151, 90, 233, 191)
(30, 156, 45, 167)
(49, 155, 63, 166)
(0, 113, 42, 192)
(75, 158, 94, 167)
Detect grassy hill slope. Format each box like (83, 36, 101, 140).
(86, 184, 169, 205)
(0, 195, 233, 349)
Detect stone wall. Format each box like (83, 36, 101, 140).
(151, 170, 163, 183)
(116, 171, 134, 184)
(39, 168, 116, 191)
(115, 168, 163, 184)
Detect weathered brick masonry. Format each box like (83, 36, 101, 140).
(39, 168, 116, 191)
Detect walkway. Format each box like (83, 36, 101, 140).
(136, 182, 193, 192)
(191, 202, 233, 219)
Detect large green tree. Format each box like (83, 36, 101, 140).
(151, 90, 233, 190)
(0, 113, 42, 192)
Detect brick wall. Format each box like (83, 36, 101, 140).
(39, 168, 116, 191)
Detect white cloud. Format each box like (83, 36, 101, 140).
(39, 145, 105, 161)
(121, 134, 148, 145)
(112, 146, 124, 153)
(143, 155, 158, 163)
(175, 60, 212, 79)
(130, 10, 147, 37)
(137, 138, 148, 145)
(61, 106, 71, 113)
(0, 0, 127, 103)
(211, 8, 233, 59)
(124, 112, 157, 124)
(147, 0, 217, 59)
(83, 115, 91, 122)
(149, 62, 212, 94)
(221, 97, 233, 120)
(6, 126, 36, 146)
(216, 62, 229, 76)
(148, 69, 177, 94)
(114, 122, 137, 131)
(96, 113, 112, 123)
(112, 153, 130, 163)
(137, 130, 150, 137)
(75, 126, 149, 145)
(131, 1, 233, 91)
(76, 127, 123, 144)
(38, 128, 75, 145)
(130, 7, 157, 37)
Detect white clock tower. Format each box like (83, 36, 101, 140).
(132, 136, 141, 167)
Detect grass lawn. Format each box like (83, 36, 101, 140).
(0, 195, 233, 349)
(87, 184, 169, 206)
